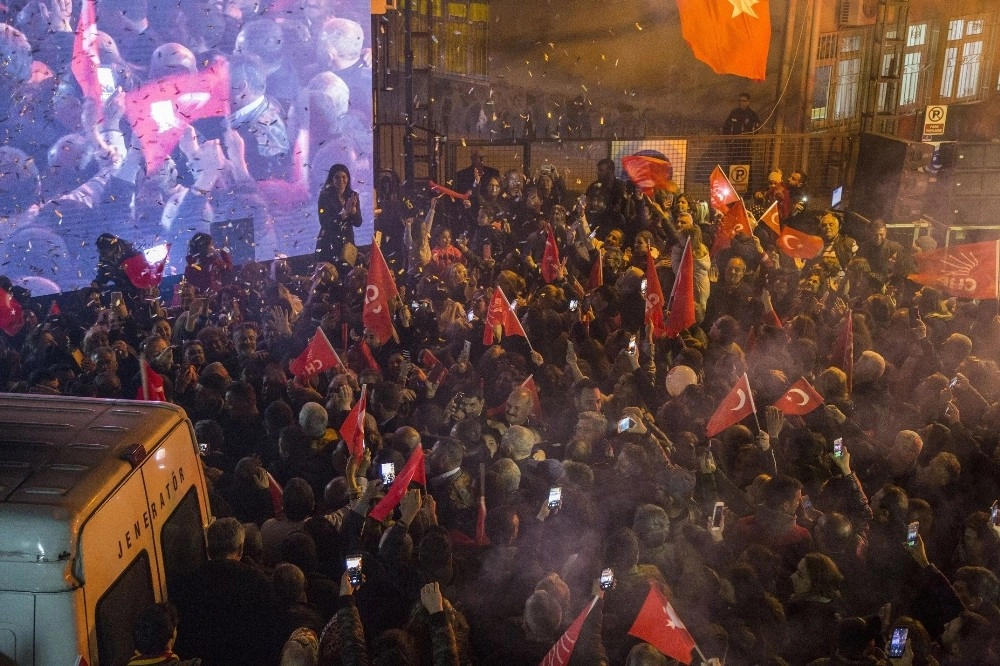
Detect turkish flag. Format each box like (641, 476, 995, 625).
(369, 444, 427, 522)
(664, 239, 695, 338)
(622, 154, 676, 196)
(773, 377, 824, 416)
(475, 494, 489, 547)
(706, 373, 756, 437)
(709, 165, 740, 213)
(541, 226, 561, 283)
(644, 250, 667, 336)
(909, 240, 1000, 299)
(289, 327, 342, 378)
(122, 247, 169, 289)
(711, 198, 753, 254)
(540, 595, 600, 666)
(363, 241, 398, 344)
(521, 374, 542, 417)
(0, 287, 25, 337)
(776, 225, 824, 260)
(71, 0, 102, 111)
(124, 61, 231, 173)
(628, 584, 697, 665)
(47, 300, 61, 318)
(587, 250, 604, 291)
(483, 287, 526, 345)
(760, 201, 781, 235)
(339, 384, 367, 463)
(831, 310, 854, 392)
(136, 358, 166, 401)
(676, 0, 771, 82)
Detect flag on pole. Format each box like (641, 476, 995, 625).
(775, 225, 824, 260)
(123, 62, 231, 173)
(483, 287, 527, 345)
(676, 0, 772, 82)
(289, 327, 343, 378)
(760, 201, 781, 235)
(622, 154, 676, 196)
(664, 239, 696, 338)
(628, 583, 698, 664)
(363, 240, 399, 344)
(122, 246, 170, 289)
(539, 595, 601, 666)
(831, 310, 854, 392)
(909, 239, 1000, 299)
(521, 374, 542, 417)
(644, 251, 667, 336)
(136, 357, 167, 402)
(711, 198, 753, 254)
(709, 165, 740, 212)
(71, 0, 102, 111)
(339, 384, 367, 463)
(369, 445, 427, 522)
(359, 339, 381, 373)
(420, 348, 448, 384)
(541, 226, 562, 283)
(773, 377, 824, 416)
(706, 373, 756, 437)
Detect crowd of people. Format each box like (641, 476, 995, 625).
(0, 0, 373, 293)
(3, 149, 1000, 666)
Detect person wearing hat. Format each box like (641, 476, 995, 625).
(754, 169, 792, 219)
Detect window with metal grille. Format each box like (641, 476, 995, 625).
(939, 14, 988, 100)
(899, 23, 928, 107)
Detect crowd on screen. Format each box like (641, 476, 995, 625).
(4, 134, 1000, 666)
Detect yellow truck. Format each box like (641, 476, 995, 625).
(0, 395, 212, 666)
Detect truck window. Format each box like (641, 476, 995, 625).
(161, 487, 206, 599)
(95, 550, 155, 666)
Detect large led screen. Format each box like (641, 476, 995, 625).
(0, 0, 373, 295)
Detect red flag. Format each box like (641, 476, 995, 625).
(339, 384, 367, 463)
(831, 311, 854, 392)
(664, 240, 695, 338)
(122, 245, 170, 290)
(483, 287, 526, 345)
(289, 327, 342, 378)
(369, 445, 427, 522)
(363, 241, 398, 344)
(540, 595, 600, 666)
(709, 165, 740, 213)
(644, 251, 667, 336)
(71, 0, 102, 111)
(587, 250, 604, 291)
(706, 373, 756, 437)
(773, 377, 824, 416)
(359, 339, 381, 372)
(428, 180, 470, 201)
(47, 300, 61, 318)
(776, 225, 824, 260)
(421, 348, 448, 384)
(760, 201, 781, 235)
(0, 287, 25, 336)
(123, 61, 231, 173)
(541, 226, 561, 283)
(136, 358, 167, 401)
(521, 374, 542, 417)
(622, 155, 676, 196)
(628, 584, 698, 665)
(676, 0, 771, 82)
(909, 240, 1000, 299)
(711, 198, 753, 254)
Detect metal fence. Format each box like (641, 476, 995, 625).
(438, 132, 858, 203)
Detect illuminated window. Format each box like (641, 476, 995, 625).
(899, 23, 928, 107)
(834, 58, 862, 119)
